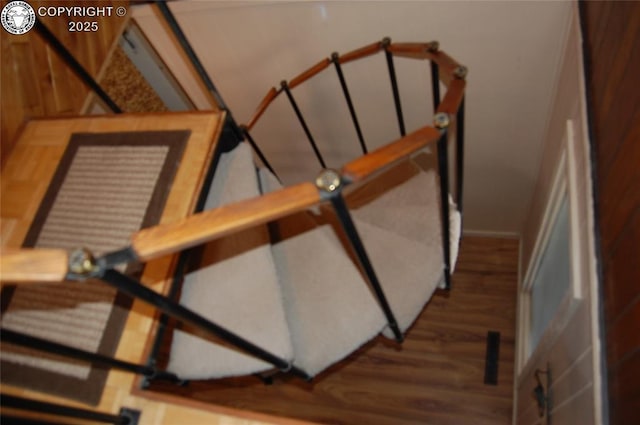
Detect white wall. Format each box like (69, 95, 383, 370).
(133, 0, 571, 236)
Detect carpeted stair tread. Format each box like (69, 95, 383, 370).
(167, 143, 293, 379)
(352, 218, 443, 338)
(351, 168, 437, 230)
(260, 169, 386, 377)
(352, 169, 462, 274)
(349, 166, 435, 212)
(167, 146, 461, 379)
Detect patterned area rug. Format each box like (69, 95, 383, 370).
(0, 130, 189, 405)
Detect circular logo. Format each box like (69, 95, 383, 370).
(2, 1, 36, 35)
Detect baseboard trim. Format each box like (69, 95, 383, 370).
(462, 229, 520, 239)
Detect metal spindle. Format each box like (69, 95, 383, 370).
(331, 52, 368, 154)
(144, 137, 227, 377)
(281, 81, 326, 168)
(0, 394, 134, 425)
(0, 328, 181, 383)
(156, 1, 244, 140)
(99, 269, 311, 381)
(382, 38, 406, 137)
(434, 114, 452, 290)
(316, 170, 404, 342)
(430, 61, 441, 111)
(34, 19, 121, 113)
(456, 97, 465, 214)
(241, 126, 279, 180)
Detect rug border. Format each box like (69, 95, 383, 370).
(1, 130, 190, 405)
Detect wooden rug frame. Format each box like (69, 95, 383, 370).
(1, 130, 189, 405)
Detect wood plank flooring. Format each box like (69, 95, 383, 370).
(0, 0, 129, 166)
(148, 236, 518, 425)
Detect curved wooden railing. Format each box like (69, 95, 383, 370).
(0, 248, 68, 283)
(0, 125, 443, 279)
(243, 40, 465, 133)
(1, 38, 465, 281)
(0, 36, 466, 389)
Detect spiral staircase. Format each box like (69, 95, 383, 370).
(0, 5, 466, 421)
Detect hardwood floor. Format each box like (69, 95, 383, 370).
(148, 236, 518, 425)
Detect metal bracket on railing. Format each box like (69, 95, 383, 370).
(453, 65, 468, 80)
(66, 247, 142, 281)
(66, 247, 102, 280)
(433, 112, 450, 131)
(315, 168, 344, 199)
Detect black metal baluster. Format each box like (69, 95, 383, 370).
(315, 170, 403, 342)
(98, 269, 311, 381)
(0, 394, 136, 425)
(331, 52, 368, 154)
(34, 19, 121, 113)
(428, 41, 441, 112)
(456, 97, 465, 215)
(434, 114, 452, 290)
(0, 328, 181, 383)
(430, 61, 441, 111)
(382, 38, 406, 137)
(240, 125, 279, 180)
(156, 1, 244, 140)
(281, 81, 326, 168)
(143, 246, 189, 387)
(144, 136, 227, 382)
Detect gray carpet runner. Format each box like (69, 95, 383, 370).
(0, 131, 188, 405)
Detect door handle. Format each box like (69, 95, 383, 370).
(532, 367, 551, 422)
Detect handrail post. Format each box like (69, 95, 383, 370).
(281, 80, 326, 168)
(315, 169, 404, 342)
(382, 37, 406, 137)
(434, 113, 452, 290)
(331, 52, 368, 154)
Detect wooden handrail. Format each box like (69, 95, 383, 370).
(387, 43, 461, 85)
(247, 87, 279, 130)
(436, 78, 466, 116)
(130, 182, 321, 262)
(339, 41, 383, 65)
(242, 40, 464, 132)
(1, 39, 466, 283)
(288, 58, 332, 90)
(386, 42, 433, 59)
(342, 126, 441, 183)
(0, 248, 68, 283)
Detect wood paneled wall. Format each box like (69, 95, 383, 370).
(581, 2, 640, 424)
(0, 0, 128, 167)
(516, 5, 602, 423)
